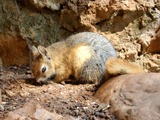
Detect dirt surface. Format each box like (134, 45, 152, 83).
(0, 66, 116, 120)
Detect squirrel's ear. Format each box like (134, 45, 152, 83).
(38, 46, 50, 59)
(29, 46, 39, 57)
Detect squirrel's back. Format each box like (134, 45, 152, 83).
(66, 32, 116, 59)
(65, 32, 116, 83)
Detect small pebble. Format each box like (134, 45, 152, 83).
(94, 111, 100, 116)
(0, 72, 3, 75)
(0, 104, 4, 111)
(26, 67, 30, 70)
(61, 81, 65, 85)
(12, 66, 18, 70)
(25, 70, 32, 74)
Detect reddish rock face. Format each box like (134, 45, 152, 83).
(0, 34, 29, 66)
(147, 28, 160, 53)
(60, 0, 157, 32)
(95, 73, 160, 120)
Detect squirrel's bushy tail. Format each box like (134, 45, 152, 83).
(106, 57, 145, 76)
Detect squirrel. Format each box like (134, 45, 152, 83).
(29, 32, 144, 84)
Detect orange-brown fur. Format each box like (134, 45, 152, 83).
(0, 34, 29, 66)
(30, 32, 145, 84)
(31, 42, 94, 83)
(106, 57, 144, 76)
(31, 41, 72, 83)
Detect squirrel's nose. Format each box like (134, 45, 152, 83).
(36, 78, 42, 83)
(49, 73, 56, 80)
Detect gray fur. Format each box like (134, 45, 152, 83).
(66, 32, 116, 83)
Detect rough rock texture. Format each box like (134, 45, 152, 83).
(147, 27, 160, 53)
(0, 0, 160, 72)
(29, 0, 65, 11)
(95, 73, 160, 120)
(60, 0, 160, 32)
(0, 0, 71, 66)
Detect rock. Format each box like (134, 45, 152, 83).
(11, 66, 18, 70)
(147, 27, 160, 53)
(141, 55, 160, 72)
(29, 0, 65, 10)
(0, 34, 29, 66)
(60, 9, 81, 31)
(0, 89, 3, 111)
(60, 0, 159, 31)
(0, 104, 4, 111)
(25, 70, 32, 75)
(136, 19, 160, 53)
(95, 73, 160, 120)
(3, 102, 75, 120)
(124, 50, 138, 61)
(110, 0, 155, 11)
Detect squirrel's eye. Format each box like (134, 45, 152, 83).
(42, 66, 46, 73)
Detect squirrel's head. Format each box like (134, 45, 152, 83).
(30, 46, 56, 83)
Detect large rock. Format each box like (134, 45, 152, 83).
(95, 73, 160, 120)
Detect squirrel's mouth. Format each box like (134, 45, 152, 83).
(36, 73, 56, 84)
(48, 73, 56, 80)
